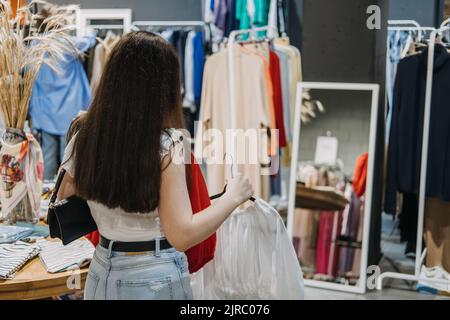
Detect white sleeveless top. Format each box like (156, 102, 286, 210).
(61, 129, 184, 242)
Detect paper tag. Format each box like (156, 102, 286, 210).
(314, 136, 338, 166)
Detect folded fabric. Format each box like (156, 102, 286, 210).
(37, 238, 95, 273)
(15, 222, 50, 241)
(0, 225, 33, 244)
(0, 241, 40, 279)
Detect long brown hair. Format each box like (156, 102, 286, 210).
(72, 31, 185, 213)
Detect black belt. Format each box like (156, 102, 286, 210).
(100, 236, 172, 252)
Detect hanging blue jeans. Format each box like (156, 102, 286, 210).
(40, 131, 67, 180)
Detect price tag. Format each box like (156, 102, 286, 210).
(314, 136, 338, 166)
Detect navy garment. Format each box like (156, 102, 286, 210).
(385, 45, 450, 214)
(225, 0, 238, 37)
(193, 31, 206, 116)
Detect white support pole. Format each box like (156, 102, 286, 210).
(415, 29, 436, 277)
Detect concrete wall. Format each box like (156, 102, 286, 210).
(47, 0, 204, 21)
(389, 0, 444, 27)
(298, 91, 372, 177)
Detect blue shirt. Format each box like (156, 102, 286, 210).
(29, 34, 96, 136)
(193, 31, 205, 107)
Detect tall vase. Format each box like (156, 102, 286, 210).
(0, 127, 41, 225)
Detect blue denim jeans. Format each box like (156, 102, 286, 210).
(84, 241, 193, 300)
(40, 131, 67, 180)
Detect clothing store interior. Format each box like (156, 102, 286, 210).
(0, 0, 450, 301)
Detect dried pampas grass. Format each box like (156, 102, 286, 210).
(0, 0, 78, 129)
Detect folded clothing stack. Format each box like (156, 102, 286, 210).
(0, 225, 33, 244)
(37, 238, 95, 273)
(0, 241, 40, 279)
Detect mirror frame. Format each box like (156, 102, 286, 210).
(287, 82, 380, 294)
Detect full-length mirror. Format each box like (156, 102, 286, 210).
(287, 82, 379, 293)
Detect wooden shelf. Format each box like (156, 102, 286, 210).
(295, 182, 348, 211)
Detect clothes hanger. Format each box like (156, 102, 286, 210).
(210, 184, 256, 202)
(209, 154, 256, 202)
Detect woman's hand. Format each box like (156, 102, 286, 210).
(224, 174, 254, 207)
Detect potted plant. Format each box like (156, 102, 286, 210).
(0, 0, 77, 224)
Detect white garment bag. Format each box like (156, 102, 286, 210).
(191, 199, 304, 300)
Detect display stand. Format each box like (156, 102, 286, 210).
(377, 23, 450, 291)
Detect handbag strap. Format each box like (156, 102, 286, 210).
(50, 169, 66, 205)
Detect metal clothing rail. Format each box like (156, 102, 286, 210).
(387, 20, 435, 42)
(130, 20, 211, 52)
(226, 26, 278, 165)
(377, 25, 450, 291)
(132, 21, 206, 28)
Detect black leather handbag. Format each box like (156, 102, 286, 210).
(47, 169, 97, 245)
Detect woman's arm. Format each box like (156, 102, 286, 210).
(159, 144, 253, 252)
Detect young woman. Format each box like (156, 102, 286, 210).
(57, 31, 253, 300)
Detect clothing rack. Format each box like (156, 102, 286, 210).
(387, 20, 435, 42)
(131, 20, 211, 54)
(226, 26, 278, 165)
(377, 24, 450, 291)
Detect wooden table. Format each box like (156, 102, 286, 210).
(0, 222, 89, 300)
(0, 256, 89, 300)
(0, 221, 90, 300)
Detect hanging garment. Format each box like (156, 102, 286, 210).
(274, 48, 292, 142)
(214, 0, 229, 33)
(276, 0, 287, 35)
(292, 165, 320, 270)
(353, 152, 368, 197)
(29, 33, 96, 136)
(193, 32, 206, 114)
(269, 50, 287, 148)
(185, 153, 217, 273)
(195, 47, 271, 199)
(253, 0, 270, 28)
(236, 0, 251, 30)
(90, 33, 120, 96)
(225, 0, 239, 37)
(191, 199, 304, 299)
(399, 192, 418, 252)
(173, 31, 190, 96)
(183, 31, 197, 111)
(267, 0, 278, 38)
(315, 211, 336, 275)
(386, 30, 410, 143)
(385, 45, 450, 214)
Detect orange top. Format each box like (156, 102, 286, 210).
(353, 152, 368, 197)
